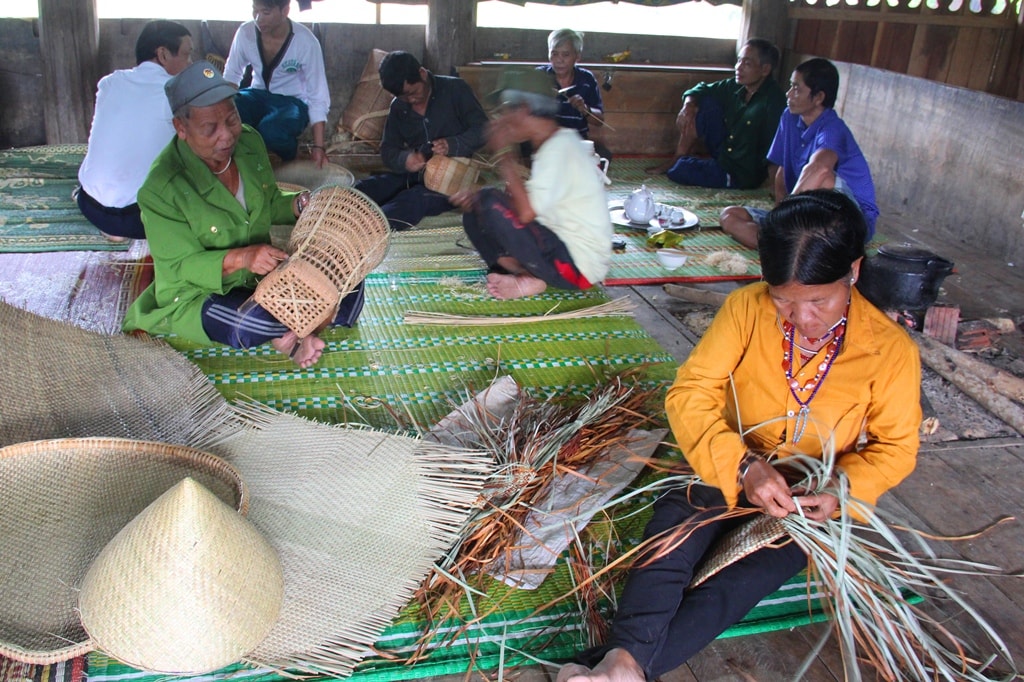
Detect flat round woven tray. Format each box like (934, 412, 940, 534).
(274, 160, 354, 191)
(0, 438, 247, 664)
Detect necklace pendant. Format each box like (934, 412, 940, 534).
(793, 406, 810, 444)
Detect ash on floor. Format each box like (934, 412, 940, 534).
(920, 367, 1018, 442)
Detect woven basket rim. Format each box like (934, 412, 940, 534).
(0, 437, 249, 665)
(689, 514, 788, 589)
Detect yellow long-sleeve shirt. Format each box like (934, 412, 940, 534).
(666, 282, 920, 512)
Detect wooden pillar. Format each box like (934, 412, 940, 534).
(739, 0, 793, 62)
(38, 0, 98, 143)
(425, 0, 475, 76)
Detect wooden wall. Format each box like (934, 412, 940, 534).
(459, 64, 732, 156)
(828, 60, 1024, 266)
(789, 0, 1024, 101)
(0, 17, 735, 149)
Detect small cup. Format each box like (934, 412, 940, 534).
(656, 248, 688, 270)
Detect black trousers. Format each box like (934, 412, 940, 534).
(577, 484, 807, 680)
(354, 172, 453, 231)
(462, 188, 590, 290)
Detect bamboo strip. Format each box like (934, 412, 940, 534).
(403, 298, 635, 326)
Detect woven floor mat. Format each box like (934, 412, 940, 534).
(380, 223, 762, 285)
(379, 225, 481, 273)
(0, 146, 131, 253)
(163, 273, 679, 430)
(0, 653, 87, 682)
(607, 228, 761, 285)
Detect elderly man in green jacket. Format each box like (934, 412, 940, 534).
(123, 60, 364, 368)
(649, 38, 785, 190)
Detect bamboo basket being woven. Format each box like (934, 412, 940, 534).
(690, 514, 788, 588)
(253, 186, 389, 338)
(339, 49, 392, 143)
(423, 155, 484, 197)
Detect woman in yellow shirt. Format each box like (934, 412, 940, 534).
(558, 189, 921, 682)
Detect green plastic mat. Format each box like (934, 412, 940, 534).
(378, 221, 762, 286)
(83, 565, 844, 682)
(163, 272, 679, 430)
(0, 145, 132, 253)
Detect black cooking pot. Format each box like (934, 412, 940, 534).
(856, 243, 954, 311)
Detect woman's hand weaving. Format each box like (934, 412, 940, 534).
(743, 459, 798, 518)
(791, 492, 839, 522)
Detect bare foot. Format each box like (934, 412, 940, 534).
(272, 330, 326, 368)
(486, 272, 547, 300)
(556, 649, 645, 682)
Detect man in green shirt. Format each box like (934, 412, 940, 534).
(652, 38, 785, 190)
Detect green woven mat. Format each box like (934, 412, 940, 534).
(378, 221, 762, 285)
(163, 272, 679, 430)
(0, 145, 131, 253)
(607, 228, 761, 285)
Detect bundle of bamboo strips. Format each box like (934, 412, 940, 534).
(407, 372, 665, 661)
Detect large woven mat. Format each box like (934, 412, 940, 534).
(164, 273, 680, 430)
(0, 146, 131, 253)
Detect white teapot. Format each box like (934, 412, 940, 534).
(623, 184, 656, 224)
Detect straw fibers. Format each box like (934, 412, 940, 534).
(254, 186, 390, 338)
(410, 373, 664, 660)
(0, 301, 494, 677)
(0, 437, 248, 664)
(78, 478, 283, 675)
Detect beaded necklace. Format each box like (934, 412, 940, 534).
(781, 314, 847, 444)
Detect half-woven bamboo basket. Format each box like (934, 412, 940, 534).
(0, 438, 247, 665)
(253, 186, 389, 338)
(423, 155, 485, 196)
(339, 48, 391, 143)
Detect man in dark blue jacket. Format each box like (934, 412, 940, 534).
(354, 51, 488, 230)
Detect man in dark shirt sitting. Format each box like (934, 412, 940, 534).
(353, 51, 488, 230)
(649, 38, 785, 191)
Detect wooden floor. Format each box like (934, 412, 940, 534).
(1, 209, 1022, 681)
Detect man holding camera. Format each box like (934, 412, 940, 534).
(353, 51, 488, 231)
